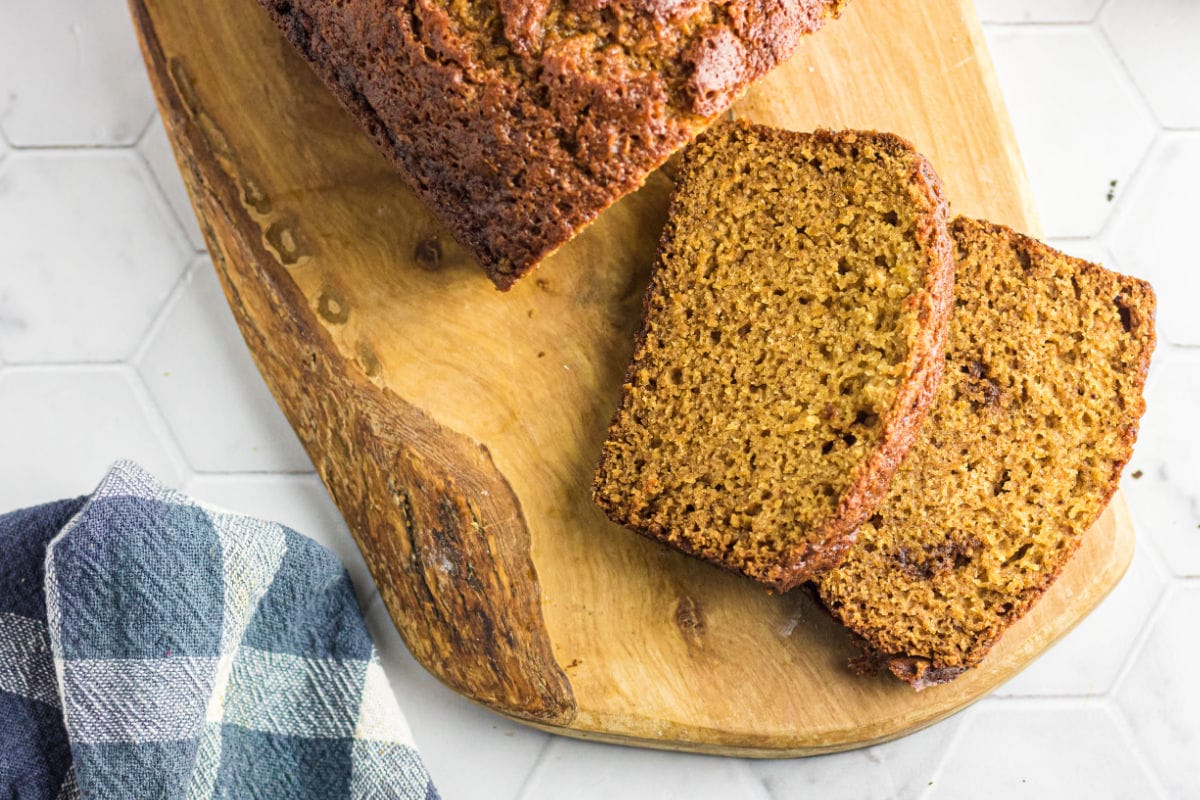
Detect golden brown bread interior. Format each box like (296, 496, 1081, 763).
(817, 216, 1156, 689)
(594, 120, 954, 591)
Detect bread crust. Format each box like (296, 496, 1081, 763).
(790, 129, 956, 586)
(594, 121, 956, 592)
(258, 0, 844, 289)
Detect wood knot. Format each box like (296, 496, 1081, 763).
(241, 175, 271, 214)
(414, 237, 443, 271)
(317, 289, 349, 325)
(356, 341, 381, 377)
(674, 596, 706, 644)
(265, 218, 307, 265)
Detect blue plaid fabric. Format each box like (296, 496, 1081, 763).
(0, 461, 438, 800)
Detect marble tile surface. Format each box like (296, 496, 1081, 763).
(974, 0, 1104, 23)
(1, 1, 1197, 797)
(1101, 0, 1200, 129)
(1114, 585, 1200, 799)
(518, 739, 772, 800)
(929, 702, 1158, 799)
(984, 25, 1156, 238)
(138, 116, 207, 252)
(0, 0, 156, 146)
(0, 152, 190, 364)
(135, 261, 313, 473)
(0, 367, 185, 510)
(1122, 352, 1200, 577)
(1107, 133, 1200, 346)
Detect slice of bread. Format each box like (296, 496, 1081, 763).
(816, 217, 1156, 688)
(594, 121, 954, 591)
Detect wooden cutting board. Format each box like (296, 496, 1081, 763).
(130, 0, 1134, 755)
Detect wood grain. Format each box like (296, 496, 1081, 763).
(130, 0, 1135, 755)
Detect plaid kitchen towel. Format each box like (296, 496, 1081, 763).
(0, 460, 439, 800)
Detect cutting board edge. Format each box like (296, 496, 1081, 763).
(500, 494, 1134, 757)
(127, 0, 581, 727)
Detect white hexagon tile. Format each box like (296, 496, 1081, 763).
(0, 152, 191, 363)
(928, 702, 1159, 799)
(516, 739, 772, 800)
(2, 1, 1199, 798)
(974, 0, 1104, 24)
(1102, 0, 1200, 129)
(1123, 352, 1200, 577)
(0, 367, 184, 510)
(1115, 585, 1200, 799)
(138, 115, 207, 252)
(1107, 133, 1200, 347)
(984, 24, 1157, 238)
(751, 714, 967, 800)
(135, 259, 313, 473)
(0, 0, 156, 146)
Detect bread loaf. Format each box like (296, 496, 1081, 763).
(258, 0, 846, 288)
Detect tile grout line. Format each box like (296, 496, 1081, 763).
(127, 256, 199, 367)
(1093, 16, 1171, 132)
(119, 360, 199, 484)
(983, 19, 1159, 243)
(1106, 580, 1176, 697)
(0, 361, 136, 374)
(2, 141, 143, 152)
(1093, 126, 1166, 245)
(979, 20, 1097, 28)
(187, 467, 318, 478)
(1103, 702, 1172, 800)
(510, 736, 556, 800)
(916, 704, 976, 800)
(135, 115, 208, 254)
(133, 108, 158, 146)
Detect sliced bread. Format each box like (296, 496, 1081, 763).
(816, 217, 1156, 688)
(594, 120, 954, 591)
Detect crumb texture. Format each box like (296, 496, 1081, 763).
(817, 217, 1156, 687)
(259, 0, 844, 287)
(595, 121, 953, 590)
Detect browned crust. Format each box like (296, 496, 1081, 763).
(594, 120, 956, 592)
(857, 216, 1157, 689)
(130, 0, 577, 722)
(255, 0, 846, 289)
(785, 129, 956, 588)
